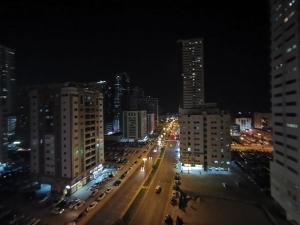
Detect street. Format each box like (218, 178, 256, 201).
(84, 144, 159, 225)
(129, 140, 177, 225)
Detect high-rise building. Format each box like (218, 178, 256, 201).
(0, 45, 16, 161)
(270, 0, 300, 223)
(113, 73, 130, 132)
(178, 39, 204, 109)
(87, 81, 114, 134)
(178, 38, 231, 170)
(142, 96, 159, 129)
(30, 84, 104, 194)
(122, 111, 147, 141)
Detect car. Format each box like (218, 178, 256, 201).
(164, 215, 173, 225)
(114, 180, 121, 186)
(66, 222, 77, 225)
(155, 185, 162, 193)
(105, 188, 112, 194)
(86, 201, 98, 212)
(75, 211, 86, 223)
(73, 201, 85, 210)
(96, 193, 106, 202)
(51, 207, 64, 215)
(170, 197, 177, 205)
(222, 182, 229, 189)
(51, 197, 64, 208)
(172, 191, 177, 198)
(27, 218, 41, 225)
(174, 175, 181, 180)
(69, 200, 79, 209)
(175, 180, 181, 185)
(91, 189, 99, 196)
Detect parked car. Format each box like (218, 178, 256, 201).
(105, 188, 112, 194)
(86, 202, 98, 212)
(113, 180, 121, 186)
(73, 201, 85, 210)
(96, 193, 106, 202)
(51, 207, 64, 215)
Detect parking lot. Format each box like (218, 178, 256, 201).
(0, 140, 156, 225)
(165, 165, 289, 225)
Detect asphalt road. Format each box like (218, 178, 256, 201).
(129, 140, 177, 225)
(85, 147, 159, 225)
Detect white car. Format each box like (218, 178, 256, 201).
(86, 201, 98, 212)
(105, 188, 112, 194)
(51, 207, 64, 215)
(96, 193, 106, 202)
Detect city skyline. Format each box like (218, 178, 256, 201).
(0, 1, 270, 113)
(1, 2, 299, 225)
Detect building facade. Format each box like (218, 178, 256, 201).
(235, 117, 252, 131)
(147, 113, 155, 134)
(178, 38, 231, 170)
(30, 84, 104, 194)
(87, 81, 114, 134)
(0, 45, 16, 162)
(178, 39, 204, 109)
(122, 111, 147, 141)
(113, 72, 130, 132)
(253, 112, 272, 130)
(270, 0, 300, 223)
(179, 106, 231, 169)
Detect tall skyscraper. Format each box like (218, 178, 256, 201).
(178, 39, 204, 109)
(30, 83, 104, 194)
(113, 72, 130, 132)
(270, 0, 300, 223)
(0, 45, 16, 161)
(178, 39, 231, 170)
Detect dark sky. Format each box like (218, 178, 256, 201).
(0, 1, 270, 113)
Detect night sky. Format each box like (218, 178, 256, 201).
(1, 1, 270, 113)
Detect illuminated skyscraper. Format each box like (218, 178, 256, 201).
(113, 72, 130, 132)
(270, 0, 300, 223)
(178, 39, 204, 109)
(0, 45, 16, 161)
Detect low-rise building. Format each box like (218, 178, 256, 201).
(235, 117, 252, 130)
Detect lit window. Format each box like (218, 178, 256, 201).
(287, 123, 298, 128)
